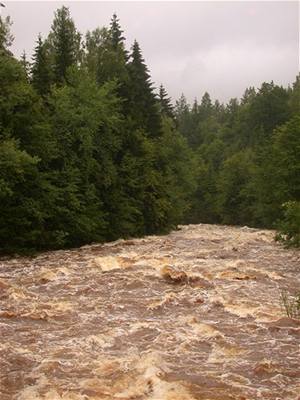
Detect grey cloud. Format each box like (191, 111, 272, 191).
(5, 1, 299, 103)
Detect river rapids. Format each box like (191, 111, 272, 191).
(0, 224, 299, 400)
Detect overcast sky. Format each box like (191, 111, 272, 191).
(3, 1, 300, 103)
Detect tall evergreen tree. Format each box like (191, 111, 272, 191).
(109, 13, 126, 53)
(127, 40, 161, 137)
(20, 50, 30, 80)
(31, 34, 52, 95)
(48, 6, 81, 84)
(0, 35, 56, 251)
(158, 84, 174, 118)
(289, 74, 300, 115)
(175, 94, 189, 122)
(86, 15, 129, 91)
(199, 92, 213, 120)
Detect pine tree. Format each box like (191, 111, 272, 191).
(48, 6, 81, 84)
(86, 15, 129, 90)
(174, 95, 195, 145)
(199, 92, 213, 119)
(241, 87, 256, 105)
(0, 42, 56, 251)
(212, 100, 226, 125)
(175, 94, 189, 116)
(20, 50, 30, 80)
(109, 13, 126, 53)
(158, 84, 174, 118)
(102, 19, 127, 82)
(31, 34, 52, 95)
(248, 82, 290, 138)
(127, 40, 161, 137)
(289, 74, 300, 115)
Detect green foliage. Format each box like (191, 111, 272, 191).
(44, 70, 124, 247)
(109, 13, 126, 52)
(146, 117, 196, 232)
(252, 116, 300, 227)
(48, 6, 81, 84)
(0, 139, 42, 252)
(176, 78, 299, 237)
(31, 34, 53, 95)
(158, 85, 174, 119)
(0, 52, 54, 161)
(85, 27, 108, 79)
(275, 201, 300, 248)
(289, 74, 300, 115)
(127, 40, 161, 137)
(216, 150, 256, 225)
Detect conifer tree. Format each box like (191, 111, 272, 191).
(241, 87, 256, 105)
(289, 74, 300, 115)
(174, 95, 194, 144)
(31, 34, 52, 95)
(109, 13, 126, 52)
(199, 92, 213, 119)
(158, 84, 174, 118)
(213, 100, 225, 123)
(48, 6, 81, 84)
(191, 98, 198, 114)
(127, 40, 161, 137)
(20, 50, 30, 80)
(87, 15, 129, 90)
(0, 37, 56, 251)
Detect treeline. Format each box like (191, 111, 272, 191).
(0, 7, 299, 253)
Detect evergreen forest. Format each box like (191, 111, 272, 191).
(0, 7, 299, 253)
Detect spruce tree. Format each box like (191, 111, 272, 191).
(31, 34, 52, 96)
(20, 50, 30, 80)
(87, 15, 129, 90)
(0, 39, 56, 252)
(48, 6, 81, 84)
(109, 13, 126, 53)
(127, 40, 161, 137)
(289, 74, 300, 115)
(199, 92, 213, 119)
(158, 84, 174, 118)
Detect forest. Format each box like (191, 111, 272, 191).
(0, 6, 299, 253)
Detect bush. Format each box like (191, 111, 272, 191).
(275, 201, 300, 248)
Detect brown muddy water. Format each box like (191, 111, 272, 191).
(0, 224, 299, 400)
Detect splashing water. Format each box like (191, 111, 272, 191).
(1, 224, 299, 399)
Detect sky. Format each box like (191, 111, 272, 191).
(2, 1, 299, 103)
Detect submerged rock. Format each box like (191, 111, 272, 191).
(160, 265, 188, 284)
